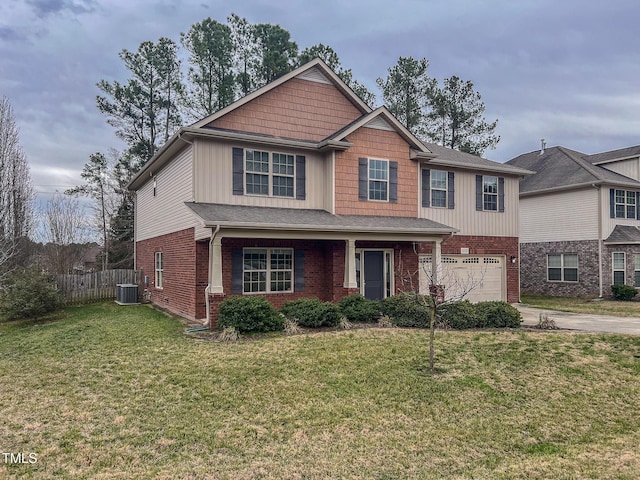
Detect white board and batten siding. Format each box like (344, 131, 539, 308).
(135, 145, 199, 242)
(419, 169, 519, 237)
(519, 188, 600, 244)
(193, 140, 329, 210)
(418, 255, 505, 303)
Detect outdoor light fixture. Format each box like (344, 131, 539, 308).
(510, 256, 517, 264)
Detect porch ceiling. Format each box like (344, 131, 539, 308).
(185, 202, 457, 236)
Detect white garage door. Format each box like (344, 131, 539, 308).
(418, 255, 505, 303)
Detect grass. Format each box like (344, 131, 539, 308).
(521, 294, 640, 317)
(1, 303, 640, 479)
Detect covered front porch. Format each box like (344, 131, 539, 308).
(185, 202, 456, 325)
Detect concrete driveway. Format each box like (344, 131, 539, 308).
(515, 304, 640, 335)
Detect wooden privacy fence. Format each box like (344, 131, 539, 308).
(55, 269, 142, 305)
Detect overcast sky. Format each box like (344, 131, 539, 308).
(2, 0, 640, 203)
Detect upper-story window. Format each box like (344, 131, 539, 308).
(614, 189, 637, 219)
(233, 147, 305, 200)
(430, 170, 448, 207)
(368, 159, 389, 201)
(475, 175, 504, 212)
(483, 176, 498, 211)
(245, 150, 296, 198)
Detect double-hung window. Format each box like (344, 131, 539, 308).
(368, 159, 389, 201)
(547, 253, 578, 282)
(614, 190, 637, 219)
(245, 150, 270, 195)
(245, 150, 295, 198)
(483, 176, 498, 211)
(635, 254, 640, 287)
(243, 248, 293, 293)
(430, 170, 447, 207)
(612, 252, 626, 285)
(154, 252, 163, 289)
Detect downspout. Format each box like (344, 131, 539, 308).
(593, 184, 603, 297)
(204, 224, 221, 327)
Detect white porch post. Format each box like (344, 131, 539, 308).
(431, 239, 443, 285)
(344, 238, 358, 289)
(210, 234, 224, 294)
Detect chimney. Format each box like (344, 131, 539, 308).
(539, 138, 546, 155)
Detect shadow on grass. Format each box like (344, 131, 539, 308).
(0, 310, 68, 331)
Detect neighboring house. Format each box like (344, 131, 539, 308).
(128, 59, 530, 324)
(507, 145, 640, 297)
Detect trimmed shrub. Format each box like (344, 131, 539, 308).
(381, 293, 430, 328)
(611, 284, 638, 301)
(0, 269, 63, 321)
(217, 296, 284, 333)
(438, 300, 477, 329)
(475, 301, 522, 328)
(338, 294, 380, 323)
(280, 298, 341, 328)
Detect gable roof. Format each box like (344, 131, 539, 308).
(190, 58, 372, 129)
(507, 146, 640, 195)
(584, 145, 640, 165)
(328, 106, 434, 156)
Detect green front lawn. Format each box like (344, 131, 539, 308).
(2, 304, 640, 479)
(521, 294, 640, 317)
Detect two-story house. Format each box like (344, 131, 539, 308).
(128, 59, 530, 325)
(507, 145, 640, 298)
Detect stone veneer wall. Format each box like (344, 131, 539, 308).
(520, 240, 600, 297)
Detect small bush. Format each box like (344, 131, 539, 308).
(338, 294, 380, 323)
(611, 284, 638, 301)
(284, 317, 303, 335)
(280, 298, 341, 328)
(0, 269, 63, 321)
(216, 326, 239, 342)
(217, 296, 283, 333)
(438, 300, 477, 329)
(475, 301, 522, 328)
(381, 293, 430, 328)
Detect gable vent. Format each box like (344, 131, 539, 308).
(364, 117, 394, 131)
(297, 67, 333, 85)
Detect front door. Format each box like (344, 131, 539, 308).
(363, 251, 384, 300)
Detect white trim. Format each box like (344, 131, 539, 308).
(297, 66, 333, 84)
(356, 248, 395, 299)
(242, 247, 294, 294)
(368, 158, 390, 202)
(154, 251, 163, 290)
(612, 251, 626, 285)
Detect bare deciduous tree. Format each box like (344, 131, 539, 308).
(0, 96, 34, 282)
(401, 253, 485, 374)
(38, 194, 91, 275)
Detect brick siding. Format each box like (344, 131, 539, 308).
(520, 240, 600, 297)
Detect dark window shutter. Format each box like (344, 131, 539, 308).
(637, 192, 640, 220)
(447, 171, 455, 209)
(295, 155, 306, 200)
(389, 161, 398, 203)
(475, 175, 483, 211)
(498, 177, 505, 212)
(422, 169, 430, 208)
(358, 158, 368, 201)
(232, 148, 244, 195)
(231, 249, 243, 294)
(610, 188, 615, 219)
(294, 249, 305, 292)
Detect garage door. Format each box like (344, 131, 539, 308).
(418, 255, 505, 303)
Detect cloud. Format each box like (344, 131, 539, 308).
(26, 0, 97, 18)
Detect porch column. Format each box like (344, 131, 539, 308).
(431, 239, 443, 285)
(209, 234, 224, 294)
(343, 238, 358, 289)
